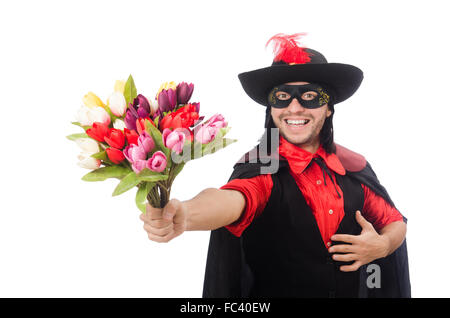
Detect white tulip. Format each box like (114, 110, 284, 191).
(113, 119, 126, 130)
(75, 105, 111, 126)
(107, 91, 127, 116)
(75, 138, 100, 154)
(77, 152, 101, 170)
(149, 98, 159, 116)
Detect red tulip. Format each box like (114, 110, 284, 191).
(136, 117, 156, 135)
(104, 128, 125, 149)
(106, 147, 126, 164)
(86, 122, 109, 142)
(159, 104, 199, 131)
(124, 128, 139, 145)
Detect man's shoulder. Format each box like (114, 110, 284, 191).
(335, 143, 367, 172)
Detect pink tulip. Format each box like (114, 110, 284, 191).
(123, 144, 147, 163)
(147, 151, 167, 172)
(195, 125, 220, 144)
(132, 159, 148, 174)
(194, 113, 227, 144)
(162, 128, 187, 154)
(137, 131, 155, 153)
(206, 113, 227, 128)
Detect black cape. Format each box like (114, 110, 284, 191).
(202, 143, 411, 298)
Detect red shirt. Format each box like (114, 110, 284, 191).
(220, 136, 403, 247)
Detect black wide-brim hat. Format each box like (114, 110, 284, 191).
(238, 48, 364, 106)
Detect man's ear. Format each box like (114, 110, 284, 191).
(326, 106, 332, 118)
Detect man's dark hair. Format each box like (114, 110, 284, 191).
(319, 102, 336, 154)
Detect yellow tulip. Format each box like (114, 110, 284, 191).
(157, 81, 177, 95)
(114, 80, 125, 94)
(82, 92, 105, 109)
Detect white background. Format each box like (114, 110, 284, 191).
(1, 0, 449, 298)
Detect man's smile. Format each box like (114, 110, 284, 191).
(282, 117, 311, 130)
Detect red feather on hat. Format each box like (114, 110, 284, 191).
(265, 33, 312, 64)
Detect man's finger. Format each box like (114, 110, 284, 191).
(149, 218, 172, 228)
(162, 199, 182, 221)
(332, 253, 358, 262)
(329, 243, 356, 254)
(339, 261, 362, 272)
(146, 203, 163, 220)
(355, 210, 373, 230)
(330, 234, 357, 244)
(144, 223, 174, 237)
(147, 232, 173, 243)
(173, 201, 187, 224)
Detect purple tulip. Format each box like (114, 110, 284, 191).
(134, 94, 150, 114)
(191, 102, 200, 113)
(176, 82, 194, 104)
(147, 151, 167, 172)
(157, 89, 177, 114)
(124, 110, 138, 130)
(124, 95, 151, 130)
(137, 131, 155, 153)
(162, 128, 187, 154)
(137, 106, 149, 118)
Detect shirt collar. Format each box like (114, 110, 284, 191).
(277, 135, 346, 175)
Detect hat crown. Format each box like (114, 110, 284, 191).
(271, 48, 328, 66)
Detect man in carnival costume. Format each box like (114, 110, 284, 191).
(140, 33, 411, 298)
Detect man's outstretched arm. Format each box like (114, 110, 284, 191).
(140, 188, 245, 243)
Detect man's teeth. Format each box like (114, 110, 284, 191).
(286, 119, 309, 125)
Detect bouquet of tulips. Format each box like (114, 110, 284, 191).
(67, 75, 236, 212)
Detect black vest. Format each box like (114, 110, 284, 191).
(202, 150, 411, 298)
(241, 163, 364, 297)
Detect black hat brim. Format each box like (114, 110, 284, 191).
(238, 63, 364, 106)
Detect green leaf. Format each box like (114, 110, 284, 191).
(171, 163, 185, 179)
(202, 127, 228, 154)
(145, 121, 172, 169)
(90, 151, 107, 160)
(188, 140, 202, 161)
(66, 133, 88, 141)
(153, 116, 159, 128)
(71, 122, 91, 131)
(81, 166, 130, 182)
(219, 126, 231, 137)
(202, 136, 237, 156)
(112, 171, 141, 196)
(137, 168, 169, 182)
(89, 150, 117, 166)
(123, 74, 137, 106)
(135, 182, 155, 213)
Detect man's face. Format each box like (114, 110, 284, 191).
(270, 81, 332, 148)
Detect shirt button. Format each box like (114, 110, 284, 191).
(316, 180, 322, 185)
(329, 209, 333, 215)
